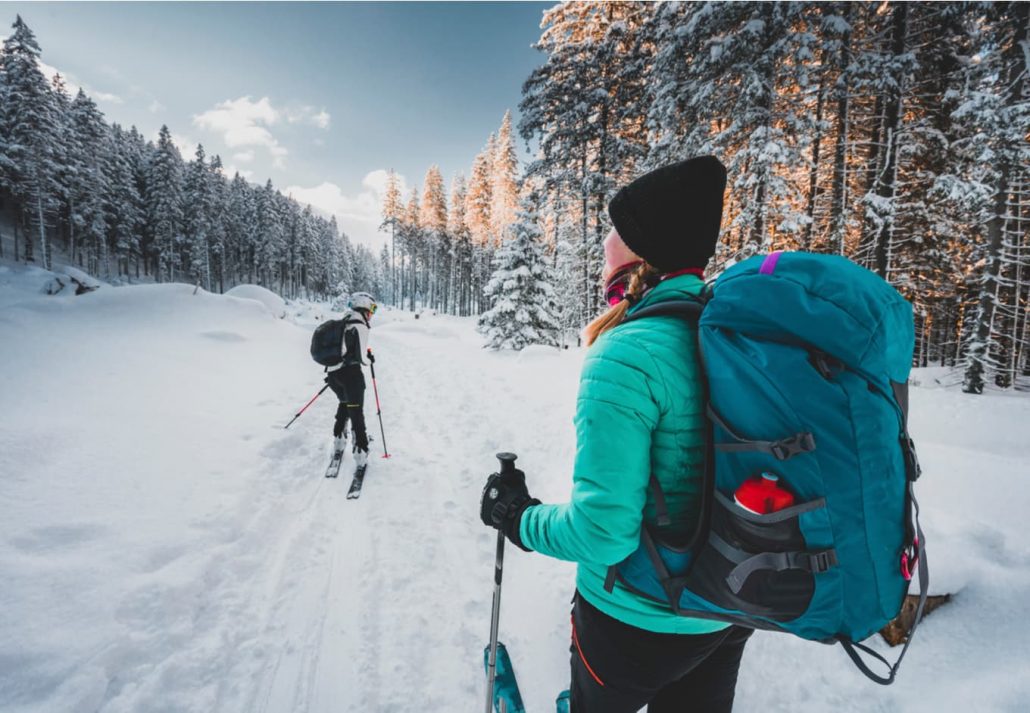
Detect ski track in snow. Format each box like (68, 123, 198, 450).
(2, 270, 1029, 712)
(229, 315, 582, 713)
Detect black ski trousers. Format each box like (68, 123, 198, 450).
(326, 365, 368, 450)
(570, 592, 752, 713)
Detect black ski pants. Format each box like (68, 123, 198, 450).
(570, 592, 752, 713)
(326, 365, 368, 450)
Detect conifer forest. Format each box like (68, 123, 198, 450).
(1, 2, 1027, 392)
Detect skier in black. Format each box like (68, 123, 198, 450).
(325, 291, 376, 467)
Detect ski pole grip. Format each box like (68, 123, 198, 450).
(496, 452, 517, 477)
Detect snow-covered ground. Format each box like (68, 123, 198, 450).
(1, 263, 1028, 712)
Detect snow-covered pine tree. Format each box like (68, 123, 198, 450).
(107, 125, 145, 279)
(466, 139, 494, 249)
(0, 16, 62, 268)
(183, 144, 213, 290)
(350, 244, 379, 296)
(224, 172, 255, 284)
(379, 169, 403, 305)
(521, 1, 650, 319)
(282, 198, 301, 298)
(448, 174, 474, 315)
(960, 1, 1030, 393)
(400, 187, 422, 310)
(856, 3, 916, 279)
(491, 111, 520, 245)
(205, 154, 228, 292)
(47, 74, 75, 264)
(124, 126, 150, 278)
(678, 3, 817, 258)
(255, 179, 284, 288)
(420, 165, 448, 310)
(68, 90, 112, 276)
(146, 125, 184, 282)
(478, 191, 560, 350)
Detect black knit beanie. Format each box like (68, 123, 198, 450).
(607, 156, 727, 273)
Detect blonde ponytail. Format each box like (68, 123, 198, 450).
(582, 263, 661, 346)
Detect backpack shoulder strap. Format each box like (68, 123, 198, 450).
(623, 298, 705, 325)
(604, 295, 709, 595)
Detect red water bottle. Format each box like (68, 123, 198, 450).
(734, 473, 795, 515)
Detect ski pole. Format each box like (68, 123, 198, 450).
(485, 452, 516, 713)
(283, 383, 330, 429)
(368, 355, 390, 458)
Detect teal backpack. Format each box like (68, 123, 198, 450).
(605, 251, 928, 685)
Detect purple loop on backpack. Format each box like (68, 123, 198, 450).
(759, 251, 783, 275)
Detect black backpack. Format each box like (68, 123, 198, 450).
(311, 320, 346, 366)
(310, 317, 365, 367)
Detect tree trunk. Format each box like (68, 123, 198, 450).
(873, 2, 909, 279)
(963, 166, 1010, 393)
(801, 52, 828, 251)
(36, 193, 49, 271)
(828, 4, 852, 255)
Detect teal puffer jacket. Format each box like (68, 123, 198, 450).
(520, 274, 728, 634)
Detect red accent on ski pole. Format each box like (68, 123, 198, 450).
(284, 384, 330, 429)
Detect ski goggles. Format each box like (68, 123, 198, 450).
(604, 261, 643, 307)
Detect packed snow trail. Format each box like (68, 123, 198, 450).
(2, 270, 1029, 712)
(249, 312, 584, 712)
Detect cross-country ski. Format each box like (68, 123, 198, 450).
(3, 3, 1029, 713)
(323, 451, 344, 479)
(346, 464, 368, 499)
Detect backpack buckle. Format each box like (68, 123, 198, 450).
(771, 432, 816, 461)
(806, 550, 838, 573)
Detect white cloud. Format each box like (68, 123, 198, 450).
(285, 107, 331, 129)
(193, 96, 288, 167)
(220, 164, 254, 180)
(37, 59, 80, 95)
(92, 90, 124, 105)
(285, 170, 408, 250)
(192, 97, 331, 169)
(170, 133, 199, 158)
(148, 99, 166, 114)
(36, 59, 122, 104)
(232, 150, 255, 163)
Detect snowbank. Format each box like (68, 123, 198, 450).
(225, 283, 288, 319)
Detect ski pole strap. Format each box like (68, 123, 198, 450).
(839, 483, 928, 685)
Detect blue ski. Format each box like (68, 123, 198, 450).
(483, 642, 525, 712)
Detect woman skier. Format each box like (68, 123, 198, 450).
(481, 157, 753, 712)
(326, 291, 377, 466)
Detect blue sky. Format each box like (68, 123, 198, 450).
(3, 1, 549, 248)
